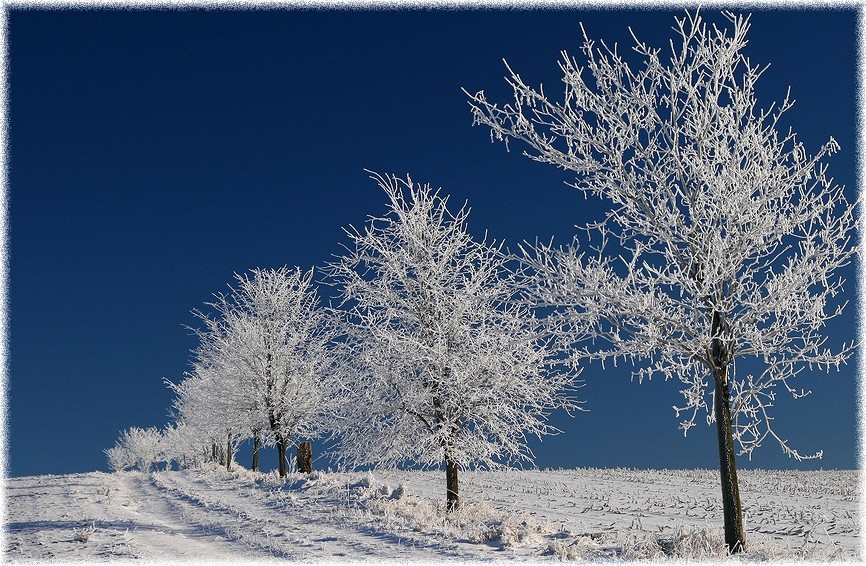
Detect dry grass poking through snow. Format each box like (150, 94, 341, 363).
(348, 467, 858, 561)
(287, 467, 857, 561)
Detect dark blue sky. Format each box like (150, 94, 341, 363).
(8, 7, 859, 477)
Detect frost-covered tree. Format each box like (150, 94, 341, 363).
(327, 172, 578, 512)
(104, 444, 129, 472)
(181, 267, 343, 477)
(160, 421, 209, 470)
(167, 362, 249, 471)
(466, 11, 857, 552)
(105, 426, 164, 472)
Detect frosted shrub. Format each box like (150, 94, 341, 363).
(72, 523, 97, 544)
(358, 483, 546, 550)
(355, 471, 377, 490)
(390, 483, 407, 500)
(494, 515, 547, 549)
(159, 421, 208, 470)
(659, 526, 728, 559)
(544, 528, 727, 561)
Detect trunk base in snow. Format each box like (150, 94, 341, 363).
(297, 441, 313, 473)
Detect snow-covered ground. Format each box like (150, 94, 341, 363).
(4, 464, 859, 561)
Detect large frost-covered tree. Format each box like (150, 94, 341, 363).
(174, 267, 343, 476)
(327, 172, 578, 512)
(466, 11, 857, 552)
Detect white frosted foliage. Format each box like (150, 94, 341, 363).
(169, 266, 343, 462)
(327, 172, 579, 473)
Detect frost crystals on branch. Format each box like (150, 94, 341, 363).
(466, 10, 857, 553)
(327, 171, 580, 513)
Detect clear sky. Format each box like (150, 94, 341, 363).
(7, 6, 860, 477)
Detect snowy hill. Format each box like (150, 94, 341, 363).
(5, 465, 859, 561)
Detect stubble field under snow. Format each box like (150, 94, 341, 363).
(4, 464, 859, 561)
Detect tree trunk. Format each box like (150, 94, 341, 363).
(714, 373, 745, 553)
(226, 432, 232, 472)
(445, 457, 459, 513)
(251, 431, 260, 472)
(216, 442, 225, 466)
(276, 434, 288, 477)
(711, 310, 745, 554)
(297, 441, 313, 473)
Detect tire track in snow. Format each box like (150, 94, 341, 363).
(147, 470, 461, 560)
(114, 472, 274, 560)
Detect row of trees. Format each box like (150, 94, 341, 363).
(104, 423, 228, 473)
(108, 10, 856, 555)
(171, 265, 341, 478)
(108, 172, 581, 514)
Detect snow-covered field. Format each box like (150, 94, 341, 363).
(5, 465, 859, 561)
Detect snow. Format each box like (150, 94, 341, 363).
(5, 465, 859, 561)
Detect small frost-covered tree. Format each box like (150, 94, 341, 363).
(167, 363, 249, 471)
(184, 267, 342, 476)
(327, 172, 578, 512)
(160, 421, 208, 470)
(105, 426, 164, 472)
(104, 444, 130, 472)
(466, 11, 857, 552)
